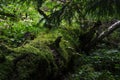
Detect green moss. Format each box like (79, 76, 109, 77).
(14, 54, 56, 80)
(0, 30, 78, 80)
(0, 60, 13, 80)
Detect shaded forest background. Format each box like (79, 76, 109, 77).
(0, 0, 120, 80)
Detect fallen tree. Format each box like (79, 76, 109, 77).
(0, 20, 120, 80)
(79, 20, 120, 54)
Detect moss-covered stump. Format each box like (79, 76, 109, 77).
(10, 53, 57, 80)
(0, 33, 78, 80)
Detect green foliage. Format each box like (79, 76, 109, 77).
(86, 0, 120, 19)
(0, 23, 40, 47)
(67, 48, 120, 80)
(0, 60, 13, 80)
(1, 0, 120, 80)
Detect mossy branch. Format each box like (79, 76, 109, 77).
(0, 43, 14, 53)
(37, 8, 48, 20)
(0, 11, 16, 18)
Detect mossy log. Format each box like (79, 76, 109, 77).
(0, 35, 78, 80)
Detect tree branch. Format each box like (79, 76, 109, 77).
(98, 21, 120, 40)
(37, 8, 48, 20)
(83, 20, 120, 53)
(0, 11, 16, 18)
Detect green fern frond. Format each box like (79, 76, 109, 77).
(86, 0, 120, 18)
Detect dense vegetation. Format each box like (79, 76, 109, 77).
(1, 0, 120, 80)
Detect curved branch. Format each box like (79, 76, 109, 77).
(98, 21, 120, 40)
(84, 20, 120, 53)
